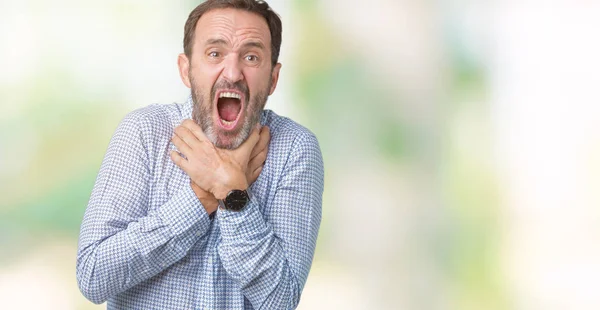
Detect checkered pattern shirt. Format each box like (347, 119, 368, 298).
(76, 96, 324, 309)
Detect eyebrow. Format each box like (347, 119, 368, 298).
(205, 38, 228, 46)
(205, 38, 266, 50)
(243, 41, 266, 50)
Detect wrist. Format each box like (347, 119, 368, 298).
(214, 173, 248, 200)
(218, 187, 252, 212)
(189, 181, 218, 215)
(199, 197, 218, 214)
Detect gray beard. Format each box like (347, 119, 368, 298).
(190, 77, 269, 149)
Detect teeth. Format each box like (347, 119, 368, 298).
(220, 119, 234, 126)
(219, 92, 241, 99)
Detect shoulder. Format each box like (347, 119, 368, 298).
(120, 103, 180, 132)
(261, 110, 322, 170)
(261, 111, 324, 193)
(109, 103, 185, 157)
(262, 110, 320, 150)
(116, 102, 188, 139)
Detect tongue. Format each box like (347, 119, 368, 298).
(218, 98, 241, 121)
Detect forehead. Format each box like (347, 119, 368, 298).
(195, 8, 271, 45)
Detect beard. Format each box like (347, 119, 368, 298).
(190, 76, 270, 149)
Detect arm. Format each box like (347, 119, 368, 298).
(76, 113, 212, 304)
(217, 132, 324, 309)
(169, 120, 323, 308)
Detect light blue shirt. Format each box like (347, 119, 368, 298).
(76, 96, 324, 309)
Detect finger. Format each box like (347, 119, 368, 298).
(235, 126, 261, 162)
(250, 126, 270, 160)
(180, 119, 209, 143)
(251, 166, 263, 184)
(170, 150, 189, 170)
(251, 126, 269, 156)
(171, 134, 192, 157)
(248, 148, 268, 173)
(174, 125, 202, 150)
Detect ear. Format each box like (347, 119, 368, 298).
(178, 53, 191, 88)
(268, 63, 282, 95)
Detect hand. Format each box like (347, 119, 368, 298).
(182, 126, 270, 215)
(247, 126, 270, 183)
(190, 181, 218, 215)
(170, 119, 261, 199)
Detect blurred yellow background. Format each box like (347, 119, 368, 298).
(1, 1, 599, 309)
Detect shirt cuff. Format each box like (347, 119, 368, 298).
(217, 198, 267, 241)
(157, 183, 211, 245)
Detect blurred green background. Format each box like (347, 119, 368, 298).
(1, 1, 600, 309)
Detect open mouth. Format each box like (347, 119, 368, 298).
(216, 90, 243, 130)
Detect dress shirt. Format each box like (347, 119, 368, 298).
(76, 96, 324, 309)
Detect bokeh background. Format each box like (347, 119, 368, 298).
(1, 0, 600, 309)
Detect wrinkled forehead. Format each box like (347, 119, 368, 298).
(195, 8, 271, 48)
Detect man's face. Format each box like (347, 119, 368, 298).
(179, 8, 281, 149)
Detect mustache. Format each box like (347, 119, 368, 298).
(210, 80, 249, 101)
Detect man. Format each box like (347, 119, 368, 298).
(76, 0, 324, 309)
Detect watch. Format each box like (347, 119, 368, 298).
(218, 189, 250, 211)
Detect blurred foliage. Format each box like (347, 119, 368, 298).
(292, 2, 411, 163)
(0, 66, 127, 261)
(290, 1, 505, 308)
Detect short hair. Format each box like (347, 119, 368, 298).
(183, 0, 283, 66)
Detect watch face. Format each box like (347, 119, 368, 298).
(224, 190, 249, 211)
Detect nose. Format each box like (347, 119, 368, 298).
(222, 54, 244, 84)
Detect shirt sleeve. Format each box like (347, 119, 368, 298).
(216, 132, 324, 310)
(76, 112, 212, 304)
